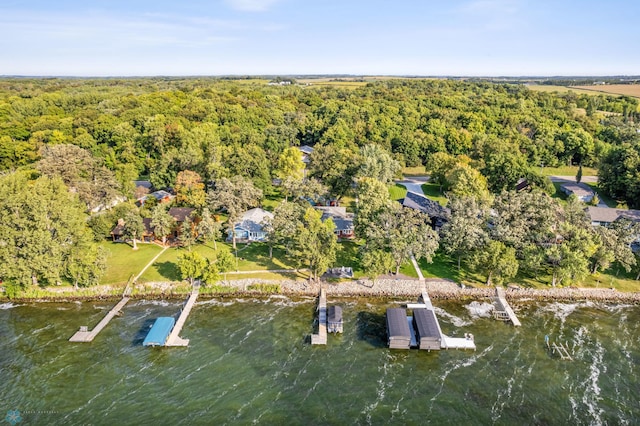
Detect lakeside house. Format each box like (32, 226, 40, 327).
(111, 207, 197, 244)
(314, 206, 355, 239)
(298, 145, 314, 164)
(168, 207, 197, 240)
(398, 191, 450, 229)
(587, 206, 640, 227)
(111, 218, 156, 242)
(560, 183, 595, 203)
(229, 208, 274, 242)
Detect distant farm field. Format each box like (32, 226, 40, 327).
(527, 83, 640, 99)
(573, 84, 640, 98)
(525, 84, 602, 96)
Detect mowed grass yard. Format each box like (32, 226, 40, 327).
(136, 242, 301, 283)
(541, 165, 597, 177)
(99, 242, 164, 285)
(389, 184, 407, 201)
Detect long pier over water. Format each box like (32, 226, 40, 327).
(69, 296, 130, 342)
(311, 288, 327, 345)
(165, 284, 200, 347)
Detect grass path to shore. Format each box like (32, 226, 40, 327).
(100, 242, 163, 285)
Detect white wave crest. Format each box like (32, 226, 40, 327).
(539, 301, 594, 324)
(433, 306, 472, 327)
(465, 301, 495, 319)
(196, 299, 236, 307)
(0, 302, 21, 309)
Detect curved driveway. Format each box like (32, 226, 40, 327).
(395, 176, 429, 195)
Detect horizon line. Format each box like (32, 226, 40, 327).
(1, 74, 640, 80)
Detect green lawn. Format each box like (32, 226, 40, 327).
(234, 243, 298, 271)
(421, 183, 448, 206)
(389, 184, 408, 201)
(417, 250, 464, 282)
(583, 182, 623, 208)
(99, 242, 163, 285)
(541, 165, 597, 177)
(261, 193, 282, 212)
(137, 244, 220, 283)
(224, 271, 307, 281)
(334, 241, 364, 278)
(516, 268, 640, 292)
(401, 165, 427, 177)
(136, 242, 301, 283)
(399, 261, 419, 278)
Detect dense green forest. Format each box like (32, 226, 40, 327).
(1, 78, 640, 291)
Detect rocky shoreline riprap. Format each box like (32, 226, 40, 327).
(4, 278, 640, 304)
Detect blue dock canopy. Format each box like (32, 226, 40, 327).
(143, 317, 175, 347)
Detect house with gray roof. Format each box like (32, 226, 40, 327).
(229, 208, 274, 242)
(399, 191, 450, 229)
(587, 206, 640, 227)
(314, 206, 355, 239)
(560, 183, 595, 203)
(298, 145, 314, 164)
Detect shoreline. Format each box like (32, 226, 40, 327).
(3, 278, 640, 305)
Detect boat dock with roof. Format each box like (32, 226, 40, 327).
(143, 317, 175, 346)
(386, 290, 476, 351)
(143, 284, 200, 347)
(311, 288, 343, 345)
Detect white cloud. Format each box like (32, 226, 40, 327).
(225, 0, 282, 12)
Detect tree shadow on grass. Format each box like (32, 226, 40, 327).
(356, 311, 387, 348)
(150, 261, 181, 281)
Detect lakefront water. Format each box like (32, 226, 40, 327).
(1, 296, 639, 425)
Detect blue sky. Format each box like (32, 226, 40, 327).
(1, 0, 638, 76)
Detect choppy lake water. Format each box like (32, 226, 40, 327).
(1, 296, 639, 425)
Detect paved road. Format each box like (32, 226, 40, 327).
(395, 176, 429, 195)
(549, 175, 598, 183)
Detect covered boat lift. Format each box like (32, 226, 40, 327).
(386, 308, 413, 349)
(143, 317, 175, 347)
(327, 305, 343, 333)
(413, 308, 441, 351)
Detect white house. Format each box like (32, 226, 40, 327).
(229, 208, 274, 242)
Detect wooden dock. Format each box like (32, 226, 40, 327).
(311, 288, 327, 345)
(165, 285, 200, 347)
(69, 296, 130, 342)
(493, 287, 521, 326)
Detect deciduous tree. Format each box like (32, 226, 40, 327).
(290, 208, 337, 280)
(196, 207, 222, 249)
(177, 251, 207, 286)
(174, 170, 206, 208)
(440, 196, 489, 270)
(150, 205, 176, 246)
(207, 176, 263, 249)
(470, 240, 518, 286)
(0, 173, 102, 288)
(123, 211, 145, 250)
